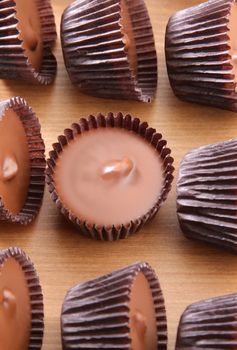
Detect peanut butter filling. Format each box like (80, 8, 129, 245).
(0, 257, 31, 350)
(229, 2, 237, 90)
(129, 272, 157, 350)
(54, 128, 164, 227)
(120, 0, 138, 79)
(0, 108, 30, 214)
(14, 0, 43, 72)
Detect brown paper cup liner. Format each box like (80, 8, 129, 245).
(165, 0, 237, 112)
(46, 112, 174, 241)
(177, 138, 237, 252)
(0, 0, 57, 85)
(176, 293, 237, 349)
(61, 0, 157, 102)
(0, 247, 44, 350)
(0, 97, 46, 225)
(61, 261, 167, 350)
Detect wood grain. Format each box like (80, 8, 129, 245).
(1, 0, 237, 349)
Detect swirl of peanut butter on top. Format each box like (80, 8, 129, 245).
(129, 272, 157, 350)
(1, 289, 17, 319)
(229, 2, 237, 91)
(101, 157, 135, 180)
(0, 258, 31, 350)
(132, 311, 147, 339)
(14, 0, 43, 71)
(1, 156, 19, 182)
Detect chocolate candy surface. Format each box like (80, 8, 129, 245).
(0, 97, 45, 224)
(0, 247, 44, 350)
(0, 0, 57, 84)
(47, 113, 174, 240)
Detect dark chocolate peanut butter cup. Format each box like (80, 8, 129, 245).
(165, 0, 237, 112)
(46, 113, 174, 241)
(176, 293, 237, 349)
(177, 138, 237, 252)
(0, 0, 57, 84)
(0, 247, 44, 350)
(0, 97, 46, 224)
(61, 261, 167, 350)
(61, 0, 157, 102)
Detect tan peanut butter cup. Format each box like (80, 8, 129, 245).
(61, 261, 167, 350)
(46, 113, 174, 241)
(0, 0, 57, 84)
(0, 97, 45, 225)
(0, 247, 44, 350)
(165, 0, 237, 111)
(61, 0, 157, 102)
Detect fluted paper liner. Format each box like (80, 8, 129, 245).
(61, 0, 157, 102)
(0, 0, 57, 84)
(0, 247, 44, 350)
(0, 97, 46, 225)
(46, 112, 174, 241)
(176, 293, 237, 349)
(177, 138, 237, 252)
(61, 261, 167, 350)
(165, 0, 237, 112)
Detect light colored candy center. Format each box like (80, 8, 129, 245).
(0, 289, 17, 318)
(101, 157, 134, 180)
(132, 310, 147, 344)
(1, 156, 18, 182)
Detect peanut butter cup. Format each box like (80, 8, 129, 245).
(0, 247, 44, 350)
(165, 0, 237, 111)
(61, 262, 167, 350)
(177, 138, 237, 252)
(46, 113, 174, 240)
(176, 293, 237, 349)
(0, 97, 45, 224)
(0, 0, 57, 84)
(61, 0, 157, 102)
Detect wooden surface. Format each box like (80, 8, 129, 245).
(1, 0, 237, 349)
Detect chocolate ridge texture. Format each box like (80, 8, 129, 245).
(165, 0, 237, 112)
(61, 261, 167, 350)
(177, 138, 237, 252)
(176, 293, 237, 349)
(0, 97, 46, 224)
(61, 0, 157, 102)
(0, 247, 44, 350)
(0, 0, 57, 84)
(46, 112, 174, 241)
